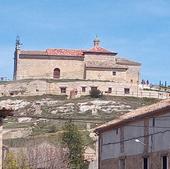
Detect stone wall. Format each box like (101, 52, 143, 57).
(84, 53, 140, 84)
(14, 51, 141, 85)
(84, 53, 116, 62)
(85, 69, 126, 82)
(0, 79, 169, 99)
(126, 65, 140, 84)
(0, 79, 137, 97)
(16, 56, 85, 80)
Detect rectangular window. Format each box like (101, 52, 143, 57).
(143, 157, 148, 169)
(116, 128, 119, 135)
(108, 87, 112, 93)
(162, 156, 168, 169)
(82, 87, 86, 92)
(113, 71, 116, 76)
(119, 159, 125, 169)
(60, 87, 66, 94)
(153, 118, 155, 127)
(124, 88, 130, 94)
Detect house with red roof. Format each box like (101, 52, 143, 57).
(13, 37, 141, 84)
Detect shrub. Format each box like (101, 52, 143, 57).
(48, 125, 57, 133)
(89, 88, 102, 98)
(3, 152, 19, 169)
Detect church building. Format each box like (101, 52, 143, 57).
(13, 37, 141, 84)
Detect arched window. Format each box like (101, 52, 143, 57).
(53, 68, 60, 79)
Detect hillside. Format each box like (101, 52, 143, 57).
(1, 95, 159, 141)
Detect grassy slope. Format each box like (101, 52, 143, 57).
(3, 95, 159, 147)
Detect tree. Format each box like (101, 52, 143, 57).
(62, 121, 89, 169)
(4, 140, 69, 169)
(17, 150, 29, 169)
(3, 152, 19, 169)
(27, 142, 69, 169)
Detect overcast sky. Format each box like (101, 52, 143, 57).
(0, 0, 170, 84)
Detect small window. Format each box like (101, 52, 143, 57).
(116, 128, 119, 135)
(162, 156, 168, 169)
(36, 89, 39, 92)
(53, 68, 60, 79)
(143, 157, 148, 169)
(113, 71, 116, 76)
(82, 87, 86, 92)
(60, 87, 66, 94)
(131, 79, 133, 83)
(10, 92, 14, 96)
(75, 89, 78, 95)
(124, 88, 130, 94)
(153, 118, 155, 127)
(119, 159, 125, 169)
(108, 87, 112, 93)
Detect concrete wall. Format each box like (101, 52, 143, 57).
(124, 121, 144, 156)
(101, 129, 120, 160)
(99, 110, 170, 169)
(101, 121, 144, 160)
(149, 112, 170, 152)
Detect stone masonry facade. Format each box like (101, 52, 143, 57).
(13, 38, 141, 84)
(10, 38, 170, 99)
(0, 79, 169, 99)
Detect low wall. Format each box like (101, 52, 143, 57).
(0, 79, 169, 99)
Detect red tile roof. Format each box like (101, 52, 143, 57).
(20, 47, 116, 57)
(46, 49, 84, 56)
(88, 46, 113, 53)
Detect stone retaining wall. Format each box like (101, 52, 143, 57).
(0, 79, 169, 99)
